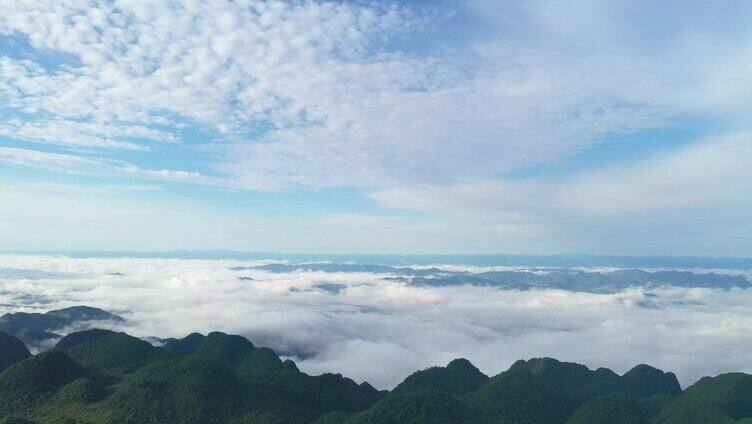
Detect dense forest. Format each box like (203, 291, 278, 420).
(0, 311, 751, 423)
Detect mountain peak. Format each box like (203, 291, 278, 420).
(195, 332, 255, 362)
(46, 306, 124, 322)
(0, 349, 86, 412)
(623, 364, 682, 396)
(163, 332, 206, 357)
(55, 329, 120, 351)
(282, 358, 299, 372)
(513, 357, 591, 381)
(446, 358, 478, 372)
(393, 357, 488, 396)
(63, 332, 168, 376)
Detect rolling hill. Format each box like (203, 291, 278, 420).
(0, 326, 748, 423)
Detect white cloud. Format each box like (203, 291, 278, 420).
(467, 0, 752, 117)
(370, 132, 752, 255)
(217, 40, 668, 188)
(0, 1, 413, 127)
(0, 117, 178, 151)
(4, 126, 749, 254)
(0, 146, 232, 187)
(1, 0, 725, 188)
(375, 132, 752, 218)
(1, 1, 751, 253)
(559, 133, 752, 215)
(2, 254, 752, 389)
(0, 146, 102, 169)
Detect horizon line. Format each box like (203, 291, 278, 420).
(2, 250, 752, 269)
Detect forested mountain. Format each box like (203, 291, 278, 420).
(0, 326, 750, 423)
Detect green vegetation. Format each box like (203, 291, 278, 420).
(55, 329, 119, 351)
(0, 332, 31, 371)
(0, 350, 87, 417)
(622, 365, 682, 398)
(565, 395, 643, 424)
(344, 389, 478, 423)
(653, 373, 752, 423)
(62, 332, 168, 376)
(162, 333, 205, 356)
(391, 358, 488, 396)
(0, 329, 750, 423)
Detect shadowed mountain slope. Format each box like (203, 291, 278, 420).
(0, 333, 30, 372)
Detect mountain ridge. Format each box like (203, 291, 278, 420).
(0, 306, 124, 348)
(0, 327, 748, 423)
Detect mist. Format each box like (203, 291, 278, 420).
(1, 254, 751, 389)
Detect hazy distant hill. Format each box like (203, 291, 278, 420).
(237, 264, 750, 293)
(6, 250, 752, 269)
(408, 269, 751, 293)
(0, 322, 749, 423)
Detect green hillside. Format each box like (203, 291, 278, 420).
(0, 330, 750, 423)
(653, 373, 752, 424)
(62, 332, 169, 376)
(0, 332, 30, 372)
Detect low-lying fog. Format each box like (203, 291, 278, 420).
(1, 254, 751, 389)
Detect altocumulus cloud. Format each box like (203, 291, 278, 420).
(0, 0, 700, 189)
(2, 254, 752, 389)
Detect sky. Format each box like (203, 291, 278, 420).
(0, 0, 751, 255)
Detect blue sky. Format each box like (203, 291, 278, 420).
(0, 0, 751, 255)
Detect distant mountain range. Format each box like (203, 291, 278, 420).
(0, 306, 751, 423)
(236, 264, 751, 293)
(5, 250, 752, 269)
(0, 306, 124, 347)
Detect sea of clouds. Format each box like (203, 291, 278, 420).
(1, 254, 752, 389)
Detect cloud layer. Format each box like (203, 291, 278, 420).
(4, 0, 747, 188)
(2, 254, 752, 389)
